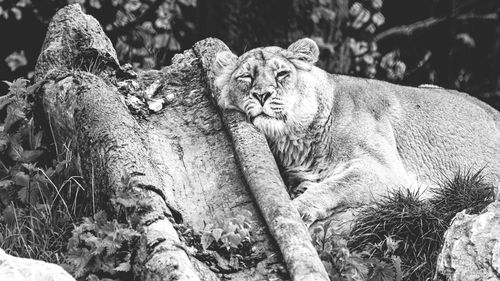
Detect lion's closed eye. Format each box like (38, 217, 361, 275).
(237, 74, 252, 83)
(276, 70, 289, 81)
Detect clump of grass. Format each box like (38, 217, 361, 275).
(0, 78, 91, 264)
(430, 168, 496, 221)
(347, 169, 496, 281)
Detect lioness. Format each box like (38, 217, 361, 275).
(214, 38, 500, 226)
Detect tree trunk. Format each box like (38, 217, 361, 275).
(33, 4, 331, 281)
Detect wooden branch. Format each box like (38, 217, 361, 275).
(34, 5, 203, 280)
(374, 12, 498, 43)
(194, 38, 330, 281)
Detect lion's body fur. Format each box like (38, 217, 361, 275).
(214, 39, 500, 225)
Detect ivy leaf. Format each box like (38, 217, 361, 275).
(224, 221, 237, 234)
(238, 228, 250, 240)
(201, 232, 215, 250)
(227, 232, 242, 248)
(211, 228, 223, 242)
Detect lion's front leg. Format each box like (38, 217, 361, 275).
(292, 160, 410, 227)
(292, 180, 363, 227)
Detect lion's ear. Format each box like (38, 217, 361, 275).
(214, 51, 237, 75)
(287, 38, 319, 64)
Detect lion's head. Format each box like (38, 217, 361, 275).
(214, 38, 324, 140)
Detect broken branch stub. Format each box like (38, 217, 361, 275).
(35, 5, 203, 281)
(194, 38, 330, 281)
(34, 4, 119, 82)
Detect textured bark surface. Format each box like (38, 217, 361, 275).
(39, 72, 202, 281)
(35, 5, 202, 281)
(34, 4, 288, 281)
(34, 4, 119, 83)
(194, 38, 329, 281)
(0, 249, 75, 281)
(436, 201, 500, 281)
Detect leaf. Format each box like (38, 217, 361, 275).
(6, 78, 28, 97)
(114, 261, 131, 272)
(13, 172, 30, 187)
(3, 205, 16, 226)
(5, 50, 27, 71)
(7, 138, 23, 161)
(370, 261, 396, 281)
(211, 228, 223, 242)
(201, 232, 215, 250)
(238, 228, 250, 240)
(227, 232, 242, 248)
(224, 221, 237, 234)
(4, 106, 26, 133)
(21, 149, 45, 163)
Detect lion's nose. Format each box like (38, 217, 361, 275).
(252, 91, 272, 106)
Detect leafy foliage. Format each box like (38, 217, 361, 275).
(312, 220, 402, 281)
(65, 211, 140, 279)
(175, 211, 265, 274)
(0, 78, 86, 263)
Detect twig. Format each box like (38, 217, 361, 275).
(374, 12, 498, 43)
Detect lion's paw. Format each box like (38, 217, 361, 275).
(292, 197, 327, 228)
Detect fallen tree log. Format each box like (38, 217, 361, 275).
(194, 39, 329, 281)
(34, 4, 284, 281)
(33, 4, 328, 281)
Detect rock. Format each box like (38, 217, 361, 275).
(0, 249, 75, 281)
(436, 201, 500, 281)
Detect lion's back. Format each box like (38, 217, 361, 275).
(332, 75, 500, 186)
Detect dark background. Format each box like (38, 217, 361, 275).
(1, 0, 499, 109)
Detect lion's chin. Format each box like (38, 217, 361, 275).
(252, 115, 286, 139)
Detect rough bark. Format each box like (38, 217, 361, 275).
(34, 4, 119, 83)
(194, 38, 329, 281)
(34, 4, 288, 281)
(34, 5, 202, 281)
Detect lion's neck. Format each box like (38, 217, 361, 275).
(268, 68, 334, 171)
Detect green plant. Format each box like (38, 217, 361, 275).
(200, 211, 252, 251)
(312, 220, 402, 281)
(175, 210, 264, 274)
(0, 78, 85, 264)
(64, 211, 140, 279)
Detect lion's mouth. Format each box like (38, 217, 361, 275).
(250, 113, 273, 123)
(250, 112, 287, 123)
